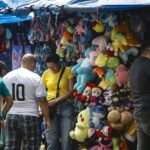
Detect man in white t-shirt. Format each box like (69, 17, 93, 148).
(3, 53, 50, 150)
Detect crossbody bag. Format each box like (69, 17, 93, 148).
(49, 65, 65, 119)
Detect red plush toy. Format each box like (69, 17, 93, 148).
(80, 83, 96, 103)
(90, 86, 103, 106)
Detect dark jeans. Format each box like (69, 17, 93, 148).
(136, 122, 150, 150)
(45, 101, 75, 150)
(134, 111, 150, 150)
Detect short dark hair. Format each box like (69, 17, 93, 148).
(45, 53, 60, 64)
(0, 60, 7, 75)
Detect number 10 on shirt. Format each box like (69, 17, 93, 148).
(12, 83, 25, 101)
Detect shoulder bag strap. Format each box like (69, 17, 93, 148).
(56, 65, 65, 98)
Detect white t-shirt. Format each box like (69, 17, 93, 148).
(3, 67, 46, 116)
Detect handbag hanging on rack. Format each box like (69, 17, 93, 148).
(48, 65, 65, 119)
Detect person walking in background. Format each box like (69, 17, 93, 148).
(0, 61, 8, 77)
(0, 60, 13, 149)
(42, 53, 75, 150)
(0, 78, 13, 128)
(129, 43, 150, 150)
(3, 53, 51, 150)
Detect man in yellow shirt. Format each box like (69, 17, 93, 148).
(42, 53, 74, 150)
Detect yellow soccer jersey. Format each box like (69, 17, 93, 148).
(42, 67, 73, 101)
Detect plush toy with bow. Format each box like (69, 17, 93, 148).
(89, 125, 113, 150)
(80, 83, 95, 104)
(70, 107, 90, 142)
(90, 87, 104, 106)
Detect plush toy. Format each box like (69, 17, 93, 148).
(99, 69, 116, 90)
(103, 89, 113, 106)
(61, 31, 73, 44)
(89, 51, 99, 66)
(90, 87, 104, 106)
(107, 109, 136, 136)
(115, 64, 128, 87)
(92, 36, 107, 52)
(93, 67, 105, 79)
(70, 107, 90, 142)
(89, 126, 112, 150)
(112, 137, 120, 150)
(95, 53, 108, 68)
(90, 105, 106, 130)
(111, 87, 131, 110)
(72, 58, 96, 93)
(80, 83, 95, 104)
(75, 20, 85, 36)
(111, 28, 128, 55)
(101, 13, 118, 29)
(107, 109, 124, 131)
(106, 57, 120, 69)
(121, 111, 137, 143)
(126, 32, 141, 47)
(119, 47, 139, 64)
(64, 44, 78, 64)
(124, 119, 137, 143)
(84, 47, 95, 58)
(75, 20, 93, 46)
(92, 20, 105, 33)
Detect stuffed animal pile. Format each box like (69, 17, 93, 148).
(66, 12, 141, 150)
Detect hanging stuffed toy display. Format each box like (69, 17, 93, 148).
(0, 25, 6, 53)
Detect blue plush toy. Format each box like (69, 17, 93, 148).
(89, 105, 106, 130)
(72, 57, 96, 93)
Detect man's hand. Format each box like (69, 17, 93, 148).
(0, 121, 5, 128)
(48, 100, 58, 107)
(38, 99, 51, 129)
(45, 121, 51, 129)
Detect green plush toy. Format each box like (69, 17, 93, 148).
(69, 107, 90, 142)
(107, 57, 120, 69)
(112, 137, 120, 150)
(95, 53, 108, 67)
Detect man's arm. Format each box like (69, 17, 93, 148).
(2, 96, 13, 118)
(0, 80, 13, 118)
(37, 99, 51, 128)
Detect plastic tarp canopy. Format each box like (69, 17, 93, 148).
(0, 0, 150, 24)
(0, 0, 8, 9)
(0, 13, 32, 24)
(2, 0, 150, 10)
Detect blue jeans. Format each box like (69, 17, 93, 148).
(45, 101, 75, 150)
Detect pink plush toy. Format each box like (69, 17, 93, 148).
(115, 64, 128, 87)
(75, 20, 85, 36)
